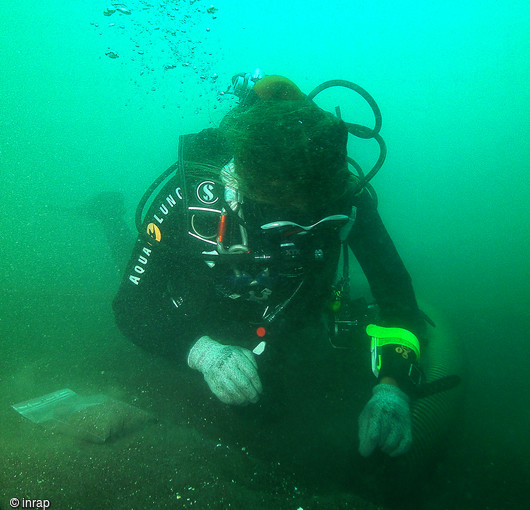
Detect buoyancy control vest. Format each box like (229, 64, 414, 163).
(136, 128, 350, 331)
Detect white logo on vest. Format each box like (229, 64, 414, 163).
(196, 181, 218, 204)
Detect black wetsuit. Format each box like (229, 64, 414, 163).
(113, 128, 425, 367)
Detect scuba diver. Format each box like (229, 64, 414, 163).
(112, 71, 454, 460)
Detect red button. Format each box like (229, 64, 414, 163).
(256, 327, 266, 338)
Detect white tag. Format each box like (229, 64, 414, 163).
(252, 341, 266, 356)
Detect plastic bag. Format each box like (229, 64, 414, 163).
(12, 389, 155, 444)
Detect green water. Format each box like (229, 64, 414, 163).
(1, 1, 529, 508)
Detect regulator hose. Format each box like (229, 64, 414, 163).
(308, 80, 387, 199)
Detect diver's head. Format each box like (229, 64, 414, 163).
(224, 77, 353, 217)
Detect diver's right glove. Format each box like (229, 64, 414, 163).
(187, 336, 263, 405)
(358, 383, 412, 457)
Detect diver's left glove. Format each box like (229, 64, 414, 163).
(187, 336, 263, 406)
(358, 383, 412, 457)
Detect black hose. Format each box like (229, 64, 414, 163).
(308, 80, 387, 200)
(348, 132, 387, 199)
(135, 163, 178, 233)
(307, 80, 382, 135)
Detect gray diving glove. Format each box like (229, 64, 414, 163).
(187, 336, 263, 405)
(358, 383, 412, 457)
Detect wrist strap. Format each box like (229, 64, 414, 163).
(367, 324, 420, 358)
(367, 324, 421, 381)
